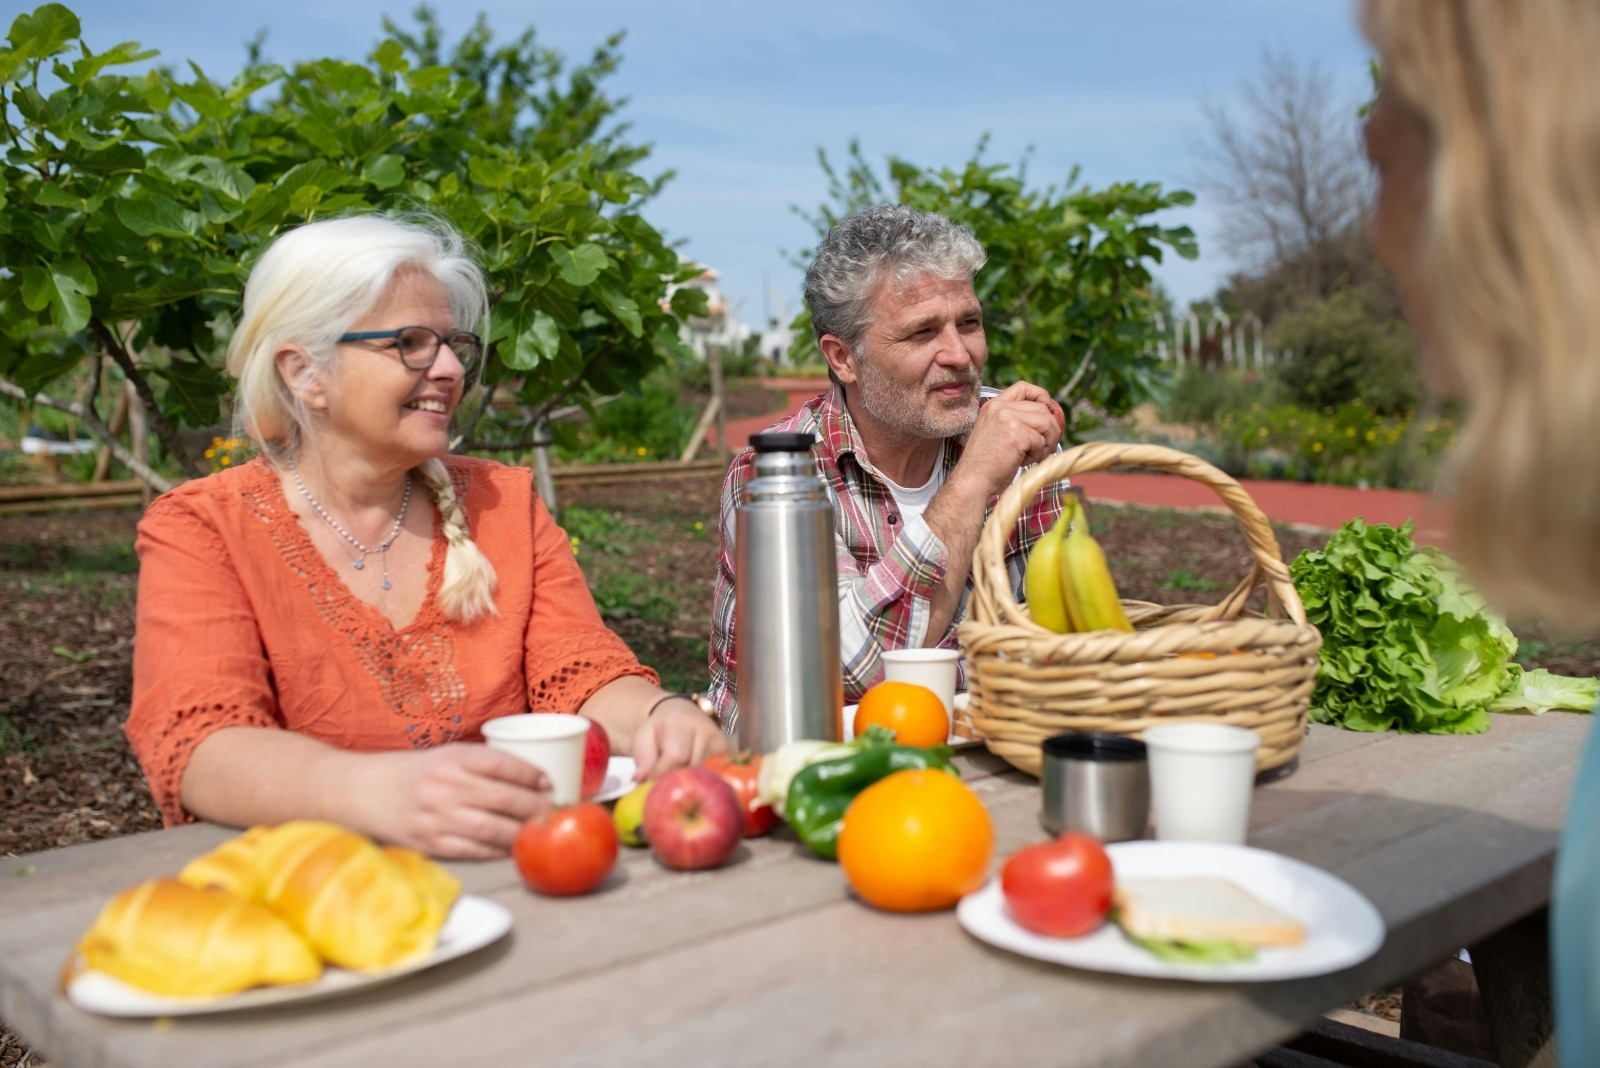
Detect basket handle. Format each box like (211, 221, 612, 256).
(972, 441, 1308, 629)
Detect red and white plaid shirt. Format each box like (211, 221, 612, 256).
(708, 386, 1067, 731)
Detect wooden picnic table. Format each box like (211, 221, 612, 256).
(0, 710, 1586, 1068)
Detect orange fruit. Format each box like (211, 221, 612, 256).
(853, 681, 949, 747)
(837, 768, 994, 913)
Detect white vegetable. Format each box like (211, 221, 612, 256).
(756, 739, 856, 818)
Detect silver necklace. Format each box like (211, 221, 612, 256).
(289, 463, 412, 591)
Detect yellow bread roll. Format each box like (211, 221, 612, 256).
(244, 821, 448, 971)
(177, 825, 271, 899)
(74, 878, 321, 997)
(383, 845, 463, 935)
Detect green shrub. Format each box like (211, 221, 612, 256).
(1157, 365, 1286, 426)
(1272, 281, 1420, 416)
(550, 368, 698, 464)
(1209, 399, 1455, 488)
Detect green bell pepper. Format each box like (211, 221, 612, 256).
(785, 740, 956, 860)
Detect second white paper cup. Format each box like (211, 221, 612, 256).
(880, 648, 959, 725)
(1142, 722, 1261, 845)
(481, 713, 590, 805)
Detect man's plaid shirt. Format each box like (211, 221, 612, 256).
(707, 386, 1067, 732)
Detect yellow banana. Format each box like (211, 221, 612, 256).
(1024, 509, 1072, 633)
(1058, 498, 1134, 633)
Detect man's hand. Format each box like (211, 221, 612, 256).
(918, 379, 1062, 643)
(949, 381, 1064, 501)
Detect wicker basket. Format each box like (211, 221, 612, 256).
(956, 442, 1322, 778)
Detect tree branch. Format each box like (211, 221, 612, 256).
(0, 377, 175, 493)
(530, 347, 610, 424)
(1054, 346, 1097, 403)
(89, 318, 203, 478)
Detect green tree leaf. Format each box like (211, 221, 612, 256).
(361, 154, 405, 190)
(550, 242, 610, 287)
(20, 259, 96, 333)
(505, 310, 561, 371)
(115, 194, 200, 238)
(7, 4, 79, 61)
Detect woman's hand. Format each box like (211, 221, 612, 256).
(353, 744, 553, 860)
(630, 701, 729, 781)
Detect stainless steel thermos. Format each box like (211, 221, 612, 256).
(733, 432, 843, 751)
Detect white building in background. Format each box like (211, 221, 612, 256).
(756, 323, 792, 364)
(667, 266, 751, 360)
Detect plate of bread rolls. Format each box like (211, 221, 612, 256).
(63, 821, 511, 1016)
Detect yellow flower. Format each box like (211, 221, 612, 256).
(1258, 427, 1268, 439)
(1345, 427, 1356, 438)
(693, 521, 705, 531)
(1365, 430, 1377, 442)
(219, 455, 232, 466)
(1313, 442, 1324, 454)
(636, 446, 647, 457)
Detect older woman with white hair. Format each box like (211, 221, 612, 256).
(126, 214, 727, 859)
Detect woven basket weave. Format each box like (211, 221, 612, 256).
(956, 442, 1322, 778)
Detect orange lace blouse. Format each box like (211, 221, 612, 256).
(126, 456, 656, 825)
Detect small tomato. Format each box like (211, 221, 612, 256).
(1000, 833, 1114, 938)
(513, 803, 619, 897)
(702, 750, 776, 838)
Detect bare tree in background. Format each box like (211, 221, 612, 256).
(1196, 51, 1371, 302)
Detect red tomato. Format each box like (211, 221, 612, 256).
(513, 803, 619, 896)
(1000, 833, 1114, 938)
(702, 751, 776, 838)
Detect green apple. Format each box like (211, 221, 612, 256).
(613, 781, 654, 847)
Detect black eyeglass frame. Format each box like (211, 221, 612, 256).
(337, 326, 483, 378)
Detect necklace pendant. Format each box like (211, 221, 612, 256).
(352, 559, 365, 570)
(381, 578, 392, 591)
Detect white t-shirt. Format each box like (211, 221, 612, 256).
(880, 462, 945, 530)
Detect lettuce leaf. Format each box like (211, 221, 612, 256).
(1122, 931, 1256, 964)
(1291, 521, 1517, 734)
(1490, 666, 1600, 716)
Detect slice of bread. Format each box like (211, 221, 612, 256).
(1114, 877, 1306, 947)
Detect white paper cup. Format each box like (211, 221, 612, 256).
(880, 648, 960, 726)
(481, 713, 590, 805)
(1142, 723, 1261, 845)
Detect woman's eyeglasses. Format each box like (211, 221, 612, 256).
(338, 326, 483, 378)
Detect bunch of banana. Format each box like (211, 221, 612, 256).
(1023, 496, 1134, 633)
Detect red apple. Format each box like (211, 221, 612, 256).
(642, 766, 743, 871)
(581, 718, 610, 800)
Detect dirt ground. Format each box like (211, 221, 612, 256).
(3, 475, 1597, 1063)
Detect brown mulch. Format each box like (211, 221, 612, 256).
(3, 475, 1597, 1057)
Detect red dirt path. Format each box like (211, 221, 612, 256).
(715, 380, 1452, 542)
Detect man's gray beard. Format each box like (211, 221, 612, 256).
(855, 357, 980, 441)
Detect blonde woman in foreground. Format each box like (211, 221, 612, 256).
(126, 214, 726, 859)
(1362, 1, 1600, 1059)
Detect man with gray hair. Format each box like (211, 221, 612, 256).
(708, 204, 1068, 729)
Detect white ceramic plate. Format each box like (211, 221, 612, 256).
(67, 894, 512, 1017)
(957, 841, 1385, 982)
(842, 692, 975, 746)
(592, 756, 638, 803)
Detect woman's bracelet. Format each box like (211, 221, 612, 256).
(646, 691, 720, 727)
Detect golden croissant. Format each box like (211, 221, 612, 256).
(180, 821, 460, 971)
(73, 878, 321, 997)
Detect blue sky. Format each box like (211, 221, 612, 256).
(67, 0, 1374, 331)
